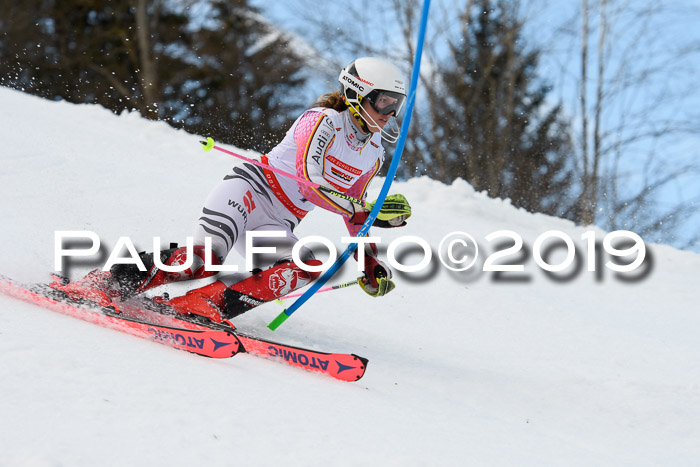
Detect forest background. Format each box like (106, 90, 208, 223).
(1, 0, 698, 251)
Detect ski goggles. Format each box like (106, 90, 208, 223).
(365, 90, 406, 117)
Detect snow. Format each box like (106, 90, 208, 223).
(1, 86, 699, 466)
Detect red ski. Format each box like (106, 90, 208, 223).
(0, 275, 241, 358)
(1, 274, 368, 381)
(116, 299, 369, 382)
(233, 332, 368, 382)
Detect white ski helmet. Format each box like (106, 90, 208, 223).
(338, 57, 407, 143)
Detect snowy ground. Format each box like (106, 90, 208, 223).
(1, 87, 699, 466)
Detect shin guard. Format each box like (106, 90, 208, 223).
(222, 260, 322, 319)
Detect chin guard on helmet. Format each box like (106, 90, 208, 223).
(341, 93, 369, 132)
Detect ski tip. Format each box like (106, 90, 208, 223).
(201, 137, 215, 152)
(353, 354, 370, 369)
(267, 311, 289, 331)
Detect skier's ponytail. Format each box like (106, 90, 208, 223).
(312, 91, 347, 112)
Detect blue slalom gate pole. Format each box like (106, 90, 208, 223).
(268, 0, 432, 330)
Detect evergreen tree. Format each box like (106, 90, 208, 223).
(0, 0, 307, 152)
(167, 0, 307, 152)
(404, 0, 575, 217)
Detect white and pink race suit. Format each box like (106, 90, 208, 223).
(193, 106, 385, 266)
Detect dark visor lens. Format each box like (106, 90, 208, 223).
(367, 90, 406, 116)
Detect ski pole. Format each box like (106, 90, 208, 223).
(200, 138, 367, 208)
(275, 280, 358, 304)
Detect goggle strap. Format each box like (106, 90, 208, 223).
(342, 94, 368, 130)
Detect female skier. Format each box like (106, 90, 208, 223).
(57, 57, 411, 323)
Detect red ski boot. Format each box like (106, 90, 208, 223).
(154, 281, 227, 323)
(155, 260, 322, 322)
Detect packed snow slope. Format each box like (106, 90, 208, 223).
(1, 87, 699, 467)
